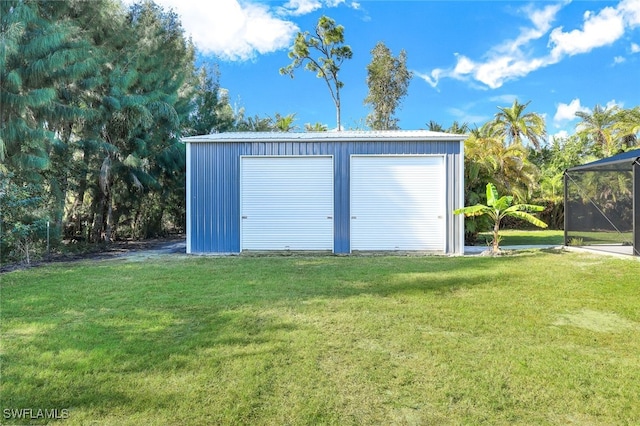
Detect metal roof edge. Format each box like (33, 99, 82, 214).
(182, 130, 468, 143)
(566, 148, 640, 172)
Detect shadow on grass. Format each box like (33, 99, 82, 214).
(0, 251, 566, 422)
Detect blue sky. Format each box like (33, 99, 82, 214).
(140, 0, 640, 139)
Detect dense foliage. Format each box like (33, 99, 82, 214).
(433, 102, 639, 243)
(364, 42, 412, 130)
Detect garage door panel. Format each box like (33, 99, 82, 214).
(351, 156, 444, 251)
(241, 157, 333, 251)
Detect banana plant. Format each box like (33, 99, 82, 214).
(454, 183, 548, 253)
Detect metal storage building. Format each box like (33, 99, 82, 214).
(183, 130, 466, 255)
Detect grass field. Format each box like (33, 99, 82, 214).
(1, 250, 639, 425)
(477, 229, 565, 246)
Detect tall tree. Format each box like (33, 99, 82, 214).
(187, 65, 235, 135)
(49, 0, 195, 242)
(280, 15, 352, 131)
(364, 42, 412, 130)
(615, 106, 640, 148)
(0, 0, 106, 257)
(575, 104, 618, 157)
(38, 0, 114, 239)
(461, 123, 539, 243)
(0, 0, 95, 181)
(465, 123, 538, 203)
(491, 99, 546, 149)
(574, 104, 639, 157)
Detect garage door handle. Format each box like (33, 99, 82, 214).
(351, 216, 357, 219)
(242, 216, 247, 219)
(327, 216, 333, 219)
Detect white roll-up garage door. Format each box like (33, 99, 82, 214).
(351, 155, 445, 251)
(241, 156, 334, 251)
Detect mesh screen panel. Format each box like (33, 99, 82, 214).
(565, 170, 634, 247)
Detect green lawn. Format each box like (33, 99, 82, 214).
(478, 229, 565, 246)
(2, 251, 639, 425)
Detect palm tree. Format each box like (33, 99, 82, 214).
(454, 183, 547, 253)
(426, 121, 444, 132)
(575, 104, 621, 157)
(426, 121, 469, 134)
(447, 121, 470, 135)
(460, 124, 540, 244)
(235, 114, 274, 132)
(305, 122, 328, 132)
(613, 106, 640, 149)
(466, 123, 539, 203)
(273, 113, 297, 132)
(491, 99, 546, 149)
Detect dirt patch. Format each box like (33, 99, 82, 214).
(0, 236, 186, 274)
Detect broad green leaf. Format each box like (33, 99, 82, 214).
(507, 204, 545, 213)
(493, 195, 513, 211)
(506, 211, 548, 228)
(453, 204, 491, 217)
(486, 183, 499, 207)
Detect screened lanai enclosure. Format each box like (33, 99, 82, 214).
(564, 149, 640, 257)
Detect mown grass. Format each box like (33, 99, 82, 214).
(478, 229, 565, 246)
(1, 251, 639, 425)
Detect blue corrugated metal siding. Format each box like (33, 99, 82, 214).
(188, 139, 463, 254)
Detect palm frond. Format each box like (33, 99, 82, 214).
(505, 210, 548, 228)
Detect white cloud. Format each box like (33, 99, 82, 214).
(605, 99, 623, 110)
(502, 2, 565, 53)
(475, 56, 547, 89)
(453, 55, 476, 75)
(614, 55, 626, 64)
(128, 0, 358, 61)
(280, 0, 322, 16)
(551, 130, 570, 141)
(422, 0, 640, 89)
(123, 0, 298, 61)
(632, 42, 640, 53)
(554, 99, 589, 124)
(414, 70, 440, 88)
(549, 6, 625, 59)
(619, 0, 640, 27)
(418, 3, 563, 89)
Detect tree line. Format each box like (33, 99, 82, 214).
(1, 3, 638, 263)
(434, 101, 640, 241)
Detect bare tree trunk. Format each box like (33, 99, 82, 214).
(105, 199, 113, 243)
(92, 195, 106, 243)
(336, 94, 341, 131)
(72, 178, 87, 237)
(493, 220, 500, 253)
